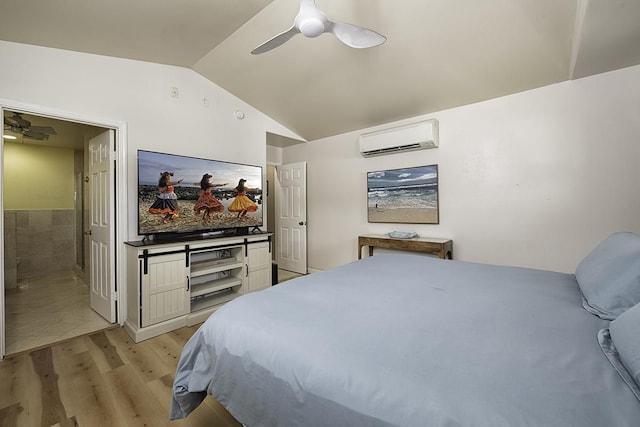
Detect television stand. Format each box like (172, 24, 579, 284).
(124, 232, 274, 342)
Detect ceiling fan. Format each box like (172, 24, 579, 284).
(4, 112, 57, 140)
(251, 0, 386, 55)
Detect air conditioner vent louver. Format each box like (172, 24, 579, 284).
(359, 119, 438, 157)
(364, 143, 423, 156)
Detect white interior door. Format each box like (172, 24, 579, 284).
(89, 130, 116, 322)
(276, 162, 307, 274)
(1, 110, 5, 358)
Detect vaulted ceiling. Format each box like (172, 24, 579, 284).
(1, 0, 639, 142)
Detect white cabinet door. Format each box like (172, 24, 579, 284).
(141, 252, 189, 327)
(246, 242, 272, 293)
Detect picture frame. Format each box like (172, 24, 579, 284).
(367, 164, 439, 224)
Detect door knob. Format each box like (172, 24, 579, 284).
(84, 230, 92, 235)
(298, 221, 306, 226)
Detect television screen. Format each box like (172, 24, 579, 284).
(137, 150, 263, 236)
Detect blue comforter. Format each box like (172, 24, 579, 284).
(171, 254, 640, 426)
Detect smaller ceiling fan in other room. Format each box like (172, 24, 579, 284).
(4, 112, 57, 140)
(251, 0, 387, 54)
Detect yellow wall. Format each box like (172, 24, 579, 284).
(3, 141, 75, 210)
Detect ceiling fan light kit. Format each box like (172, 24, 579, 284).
(251, 0, 386, 54)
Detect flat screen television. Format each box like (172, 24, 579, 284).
(137, 150, 263, 238)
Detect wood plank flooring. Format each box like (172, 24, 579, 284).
(0, 325, 242, 427)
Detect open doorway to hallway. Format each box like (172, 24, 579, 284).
(3, 110, 111, 355)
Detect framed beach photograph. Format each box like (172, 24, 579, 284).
(367, 164, 439, 224)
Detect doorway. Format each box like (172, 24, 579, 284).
(275, 161, 308, 275)
(265, 133, 308, 278)
(1, 106, 124, 357)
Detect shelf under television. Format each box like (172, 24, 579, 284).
(190, 258, 243, 277)
(190, 277, 243, 297)
(191, 289, 238, 312)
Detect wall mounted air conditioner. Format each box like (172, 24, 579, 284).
(359, 119, 439, 157)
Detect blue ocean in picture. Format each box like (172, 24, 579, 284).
(368, 184, 438, 209)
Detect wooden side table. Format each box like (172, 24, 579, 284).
(358, 234, 453, 260)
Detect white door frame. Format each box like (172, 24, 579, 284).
(0, 99, 128, 359)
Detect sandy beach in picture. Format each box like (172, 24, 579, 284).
(137, 150, 264, 235)
(368, 206, 438, 224)
(139, 199, 262, 234)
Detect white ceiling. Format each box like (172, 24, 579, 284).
(1, 0, 640, 142)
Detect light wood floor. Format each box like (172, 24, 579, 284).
(1, 268, 305, 426)
(0, 325, 242, 427)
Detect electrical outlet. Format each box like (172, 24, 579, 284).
(170, 86, 179, 99)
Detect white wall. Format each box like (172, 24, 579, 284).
(283, 65, 640, 273)
(267, 145, 283, 165)
(0, 40, 302, 239)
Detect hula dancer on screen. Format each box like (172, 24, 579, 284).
(148, 171, 183, 223)
(194, 174, 227, 221)
(228, 178, 259, 218)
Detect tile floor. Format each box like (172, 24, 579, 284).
(4, 268, 303, 356)
(4, 270, 112, 356)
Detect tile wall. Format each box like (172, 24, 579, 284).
(4, 209, 76, 287)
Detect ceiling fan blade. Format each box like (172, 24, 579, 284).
(23, 130, 50, 140)
(10, 113, 31, 128)
(29, 126, 57, 135)
(251, 26, 300, 55)
(252, 0, 385, 53)
(329, 21, 387, 49)
(5, 117, 20, 127)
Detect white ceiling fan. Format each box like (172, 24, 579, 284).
(251, 0, 387, 55)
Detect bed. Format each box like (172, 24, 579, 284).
(170, 232, 640, 426)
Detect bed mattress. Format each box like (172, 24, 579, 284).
(171, 253, 640, 426)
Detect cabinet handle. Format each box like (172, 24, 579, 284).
(186, 276, 190, 291)
(245, 264, 248, 278)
